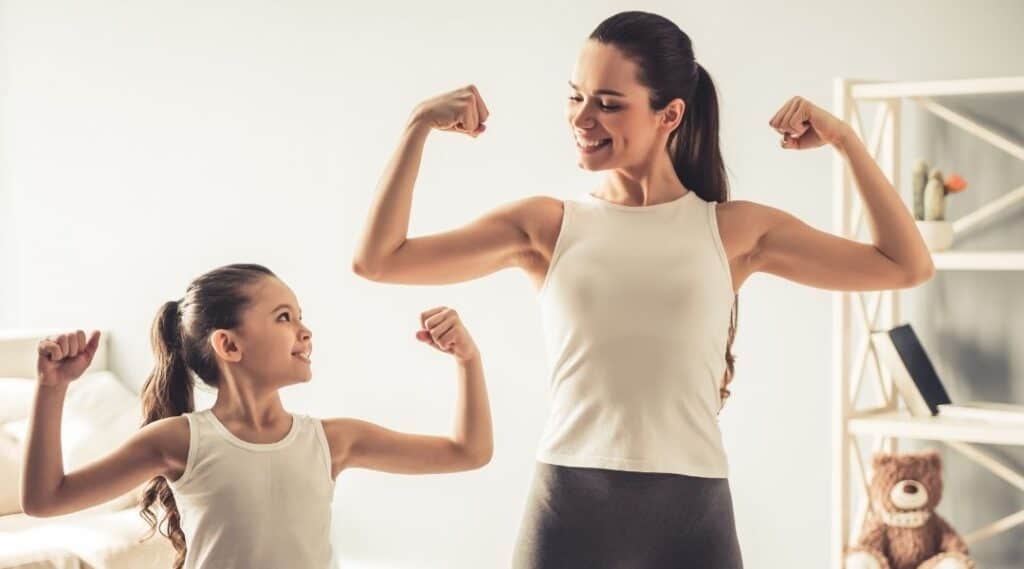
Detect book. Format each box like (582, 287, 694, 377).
(871, 324, 1024, 424)
(870, 324, 952, 416)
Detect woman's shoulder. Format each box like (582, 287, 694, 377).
(505, 194, 564, 220)
(716, 198, 777, 231)
(714, 199, 777, 258)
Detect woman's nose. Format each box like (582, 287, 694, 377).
(572, 109, 595, 130)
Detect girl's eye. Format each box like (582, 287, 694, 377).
(278, 312, 290, 322)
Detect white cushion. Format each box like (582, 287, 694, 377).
(0, 432, 22, 516)
(0, 508, 173, 569)
(0, 377, 37, 423)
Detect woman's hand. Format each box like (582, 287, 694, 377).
(36, 330, 101, 387)
(416, 307, 479, 363)
(411, 85, 490, 137)
(769, 96, 852, 150)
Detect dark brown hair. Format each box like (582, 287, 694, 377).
(590, 11, 738, 404)
(139, 263, 275, 568)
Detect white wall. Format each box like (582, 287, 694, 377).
(0, 0, 16, 329)
(2, 1, 1022, 567)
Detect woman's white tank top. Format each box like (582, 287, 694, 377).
(168, 409, 337, 568)
(536, 190, 735, 478)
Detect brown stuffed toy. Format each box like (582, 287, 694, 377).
(845, 450, 975, 569)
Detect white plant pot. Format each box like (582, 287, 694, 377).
(916, 220, 954, 251)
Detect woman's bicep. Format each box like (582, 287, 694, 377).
(354, 198, 546, 285)
(752, 204, 928, 292)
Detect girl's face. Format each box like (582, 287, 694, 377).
(230, 276, 314, 388)
(567, 40, 682, 172)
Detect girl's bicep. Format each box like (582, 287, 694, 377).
(39, 418, 186, 517)
(323, 418, 471, 475)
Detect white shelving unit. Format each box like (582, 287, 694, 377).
(831, 76, 1024, 568)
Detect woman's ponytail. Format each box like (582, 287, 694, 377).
(670, 63, 728, 204)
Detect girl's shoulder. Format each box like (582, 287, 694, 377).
(138, 415, 192, 478)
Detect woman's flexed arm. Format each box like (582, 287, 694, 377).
(746, 96, 934, 291)
(353, 85, 547, 285)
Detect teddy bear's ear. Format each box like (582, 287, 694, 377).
(924, 451, 942, 470)
(872, 453, 893, 470)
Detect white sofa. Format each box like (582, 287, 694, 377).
(0, 330, 175, 569)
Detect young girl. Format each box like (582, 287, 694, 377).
(353, 10, 933, 568)
(21, 263, 493, 569)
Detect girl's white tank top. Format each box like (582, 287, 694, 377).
(536, 190, 735, 478)
(168, 409, 337, 568)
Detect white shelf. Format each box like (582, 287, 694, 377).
(932, 250, 1024, 271)
(851, 76, 1024, 100)
(849, 410, 1024, 446)
(832, 76, 1024, 567)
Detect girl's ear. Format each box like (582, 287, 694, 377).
(210, 329, 242, 363)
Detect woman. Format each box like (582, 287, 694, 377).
(353, 11, 933, 568)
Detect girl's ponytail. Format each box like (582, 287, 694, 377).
(139, 300, 193, 569)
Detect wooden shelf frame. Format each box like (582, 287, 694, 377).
(830, 76, 1024, 568)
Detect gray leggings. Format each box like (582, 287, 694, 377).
(511, 462, 744, 569)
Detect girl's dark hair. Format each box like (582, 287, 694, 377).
(590, 11, 738, 405)
(139, 263, 275, 568)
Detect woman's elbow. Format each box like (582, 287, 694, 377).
(459, 445, 493, 471)
(351, 257, 384, 281)
(902, 259, 935, 288)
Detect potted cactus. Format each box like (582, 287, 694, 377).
(911, 160, 968, 251)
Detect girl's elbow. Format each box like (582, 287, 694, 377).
(21, 495, 58, 518)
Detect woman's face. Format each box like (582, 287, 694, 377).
(230, 276, 314, 388)
(567, 40, 681, 172)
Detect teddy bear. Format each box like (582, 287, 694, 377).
(845, 450, 975, 569)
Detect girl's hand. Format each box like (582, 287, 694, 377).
(415, 307, 479, 363)
(769, 96, 851, 150)
(36, 330, 101, 387)
(411, 85, 490, 137)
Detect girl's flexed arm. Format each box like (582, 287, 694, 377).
(22, 331, 186, 517)
(323, 307, 493, 476)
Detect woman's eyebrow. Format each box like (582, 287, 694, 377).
(568, 81, 625, 97)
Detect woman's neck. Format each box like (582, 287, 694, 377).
(599, 152, 688, 206)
